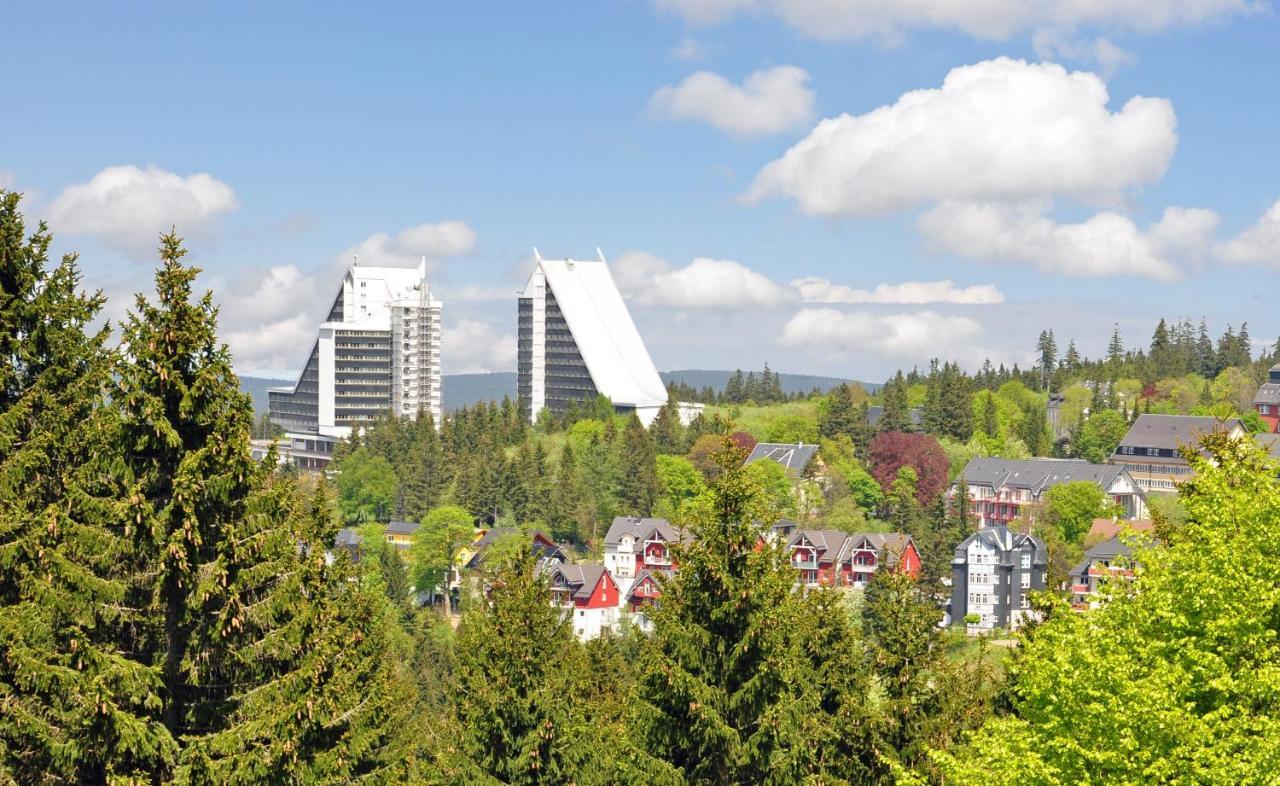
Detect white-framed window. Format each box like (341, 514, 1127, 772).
(1021, 573, 1030, 589)
(1020, 553, 1031, 569)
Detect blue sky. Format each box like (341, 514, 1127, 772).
(4, 1, 1279, 383)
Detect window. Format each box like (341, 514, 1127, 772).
(1021, 573, 1030, 589)
(1263, 405, 1272, 415)
(578, 610, 584, 617)
(1020, 553, 1031, 569)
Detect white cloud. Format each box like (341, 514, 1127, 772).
(917, 201, 1219, 281)
(791, 276, 1005, 304)
(1217, 199, 1280, 267)
(1033, 32, 1135, 75)
(615, 252, 794, 308)
(443, 319, 517, 374)
(747, 58, 1177, 216)
(654, 0, 1260, 42)
(614, 250, 1005, 308)
(48, 165, 239, 257)
(650, 66, 815, 137)
(671, 36, 709, 60)
(339, 221, 477, 270)
(779, 308, 986, 364)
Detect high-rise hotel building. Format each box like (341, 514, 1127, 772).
(518, 250, 669, 425)
(269, 260, 442, 451)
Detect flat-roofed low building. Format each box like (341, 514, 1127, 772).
(1109, 414, 1246, 494)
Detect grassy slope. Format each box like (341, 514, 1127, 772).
(705, 400, 823, 441)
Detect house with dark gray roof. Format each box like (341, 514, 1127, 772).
(383, 519, 420, 551)
(1257, 432, 1280, 460)
(951, 526, 1046, 632)
(744, 442, 821, 478)
(1110, 414, 1246, 494)
(1254, 364, 1280, 433)
(549, 564, 621, 640)
(1069, 534, 1148, 610)
(953, 457, 1147, 528)
(785, 529, 921, 588)
(602, 516, 688, 579)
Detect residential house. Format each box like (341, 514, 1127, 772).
(1254, 364, 1280, 433)
(785, 529, 921, 588)
(550, 564, 622, 640)
(1257, 431, 1280, 460)
(602, 516, 683, 580)
(950, 526, 1047, 632)
(744, 442, 822, 478)
(953, 457, 1148, 529)
(1110, 414, 1246, 494)
(384, 519, 419, 551)
(623, 567, 671, 633)
(1069, 534, 1146, 610)
(464, 528, 567, 574)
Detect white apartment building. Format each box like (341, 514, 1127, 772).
(518, 249, 670, 425)
(269, 259, 442, 452)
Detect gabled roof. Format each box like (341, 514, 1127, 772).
(527, 256, 668, 409)
(467, 528, 565, 569)
(787, 529, 850, 561)
(335, 527, 362, 549)
(1114, 414, 1244, 454)
(959, 457, 1131, 495)
(1254, 382, 1280, 405)
(745, 442, 820, 476)
(552, 564, 611, 601)
(604, 516, 686, 547)
(847, 533, 916, 568)
(386, 519, 419, 536)
(626, 568, 671, 601)
(1070, 535, 1142, 580)
(1256, 432, 1280, 459)
(954, 526, 1047, 565)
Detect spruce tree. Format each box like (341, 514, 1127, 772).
(450, 551, 584, 784)
(401, 412, 448, 521)
(879, 371, 912, 433)
(116, 233, 414, 780)
(633, 439, 847, 783)
(819, 383, 859, 440)
(651, 400, 684, 455)
(0, 192, 173, 782)
(617, 413, 659, 516)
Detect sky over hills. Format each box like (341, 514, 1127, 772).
(4, 2, 1279, 384)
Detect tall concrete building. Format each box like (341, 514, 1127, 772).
(518, 250, 668, 425)
(269, 259, 442, 451)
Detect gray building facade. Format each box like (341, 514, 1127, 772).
(951, 526, 1047, 632)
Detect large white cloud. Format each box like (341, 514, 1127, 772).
(338, 221, 477, 270)
(791, 276, 1004, 304)
(779, 308, 987, 364)
(650, 66, 815, 137)
(917, 201, 1219, 281)
(654, 0, 1261, 42)
(1217, 199, 1280, 268)
(746, 58, 1177, 216)
(614, 252, 794, 308)
(48, 165, 239, 257)
(443, 319, 517, 374)
(613, 250, 1005, 308)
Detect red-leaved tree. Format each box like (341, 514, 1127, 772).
(728, 431, 758, 454)
(867, 431, 949, 504)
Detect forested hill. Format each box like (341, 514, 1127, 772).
(239, 369, 871, 415)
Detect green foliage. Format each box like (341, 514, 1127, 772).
(617, 413, 660, 516)
(1041, 481, 1115, 544)
(410, 505, 475, 613)
(337, 446, 399, 522)
(744, 456, 797, 518)
(763, 412, 820, 443)
(450, 552, 586, 785)
(654, 454, 709, 520)
(1074, 408, 1129, 464)
(936, 435, 1280, 784)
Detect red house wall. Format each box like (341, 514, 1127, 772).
(581, 572, 620, 609)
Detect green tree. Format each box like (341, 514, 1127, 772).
(410, 504, 475, 615)
(819, 383, 861, 439)
(1074, 409, 1129, 464)
(764, 413, 820, 444)
(337, 446, 399, 522)
(879, 371, 913, 433)
(450, 551, 586, 784)
(654, 454, 709, 519)
(936, 434, 1280, 784)
(633, 440, 859, 783)
(0, 192, 172, 782)
(651, 401, 685, 455)
(1041, 481, 1115, 544)
(617, 413, 660, 516)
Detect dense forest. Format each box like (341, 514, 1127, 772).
(5, 187, 1280, 784)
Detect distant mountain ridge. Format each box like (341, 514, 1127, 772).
(239, 369, 875, 417)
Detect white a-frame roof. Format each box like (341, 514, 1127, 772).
(534, 252, 668, 408)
